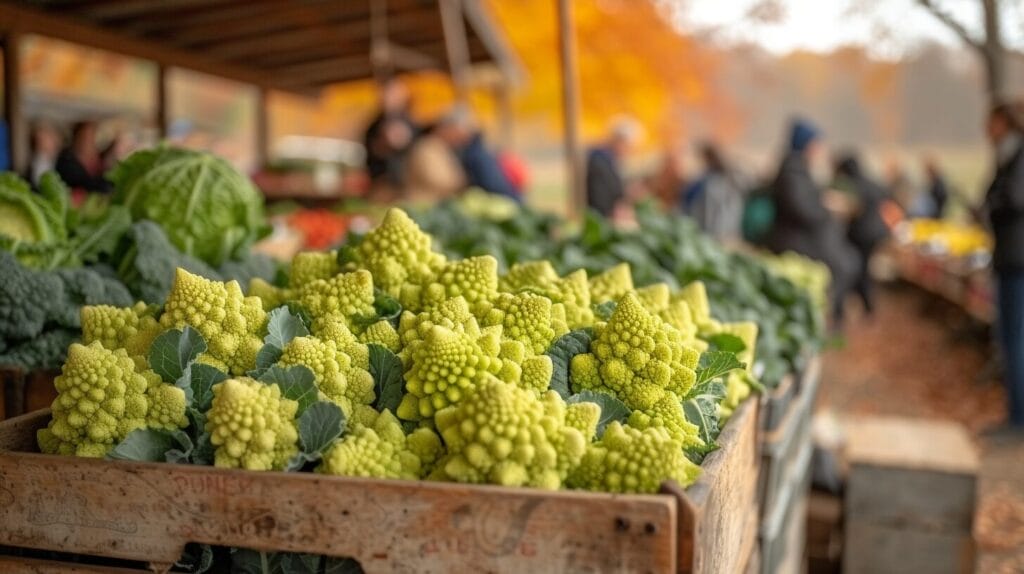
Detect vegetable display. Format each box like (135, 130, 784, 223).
(38, 208, 754, 497)
(413, 197, 825, 386)
(0, 151, 280, 372)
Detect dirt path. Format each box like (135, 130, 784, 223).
(817, 282, 1021, 571)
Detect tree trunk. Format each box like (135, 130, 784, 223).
(982, 0, 1007, 103)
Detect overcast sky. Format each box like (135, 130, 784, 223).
(677, 0, 1020, 58)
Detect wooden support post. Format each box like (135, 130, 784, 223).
(439, 0, 471, 102)
(557, 0, 583, 217)
(495, 80, 513, 151)
(155, 64, 169, 140)
(2, 31, 26, 174)
(255, 87, 269, 170)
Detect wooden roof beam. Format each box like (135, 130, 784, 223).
(0, 3, 304, 93)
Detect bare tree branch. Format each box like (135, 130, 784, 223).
(916, 0, 984, 50)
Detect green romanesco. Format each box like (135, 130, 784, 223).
(81, 302, 163, 369)
(565, 401, 601, 441)
(588, 263, 634, 304)
(432, 377, 587, 489)
(567, 422, 701, 493)
(499, 260, 560, 292)
(297, 269, 375, 330)
(317, 410, 442, 480)
(570, 293, 699, 410)
(248, 277, 290, 311)
(159, 268, 266, 375)
(627, 394, 704, 450)
(37, 342, 187, 457)
(676, 281, 716, 330)
(635, 283, 671, 313)
(289, 250, 339, 288)
(498, 263, 593, 328)
(205, 377, 299, 470)
(659, 299, 699, 342)
(277, 336, 374, 416)
(354, 207, 446, 297)
(397, 296, 479, 349)
(400, 255, 498, 313)
(359, 319, 400, 352)
(310, 315, 370, 370)
(474, 291, 568, 355)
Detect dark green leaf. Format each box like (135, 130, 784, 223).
(324, 557, 366, 574)
(186, 363, 228, 412)
(284, 301, 313, 330)
(259, 365, 318, 415)
(265, 306, 309, 349)
(545, 329, 593, 398)
(567, 390, 631, 436)
(369, 344, 404, 412)
(165, 429, 196, 464)
(106, 429, 175, 462)
(299, 401, 346, 454)
(250, 344, 283, 378)
(592, 300, 617, 321)
(148, 326, 207, 384)
(683, 395, 721, 452)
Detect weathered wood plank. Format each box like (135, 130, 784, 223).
(0, 555, 149, 573)
(843, 523, 975, 574)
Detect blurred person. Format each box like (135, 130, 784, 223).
(649, 147, 686, 211)
(363, 76, 419, 188)
(983, 101, 1024, 429)
(586, 118, 640, 217)
(683, 142, 744, 243)
(55, 120, 112, 193)
(434, 106, 519, 202)
(27, 122, 62, 186)
(766, 118, 858, 326)
(834, 153, 890, 317)
(101, 131, 135, 171)
(403, 129, 465, 202)
(0, 118, 9, 171)
(923, 155, 949, 218)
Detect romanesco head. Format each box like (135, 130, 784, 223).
(81, 302, 163, 367)
(317, 410, 439, 480)
(356, 208, 446, 296)
(627, 394, 704, 450)
(565, 401, 601, 441)
(278, 336, 374, 413)
(297, 270, 375, 329)
(554, 270, 594, 328)
(588, 263, 634, 304)
(205, 377, 299, 470)
(499, 260, 560, 292)
(359, 319, 401, 352)
(635, 283, 671, 313)
(402, 255, 498, 313)
(570, 293, 697, 409)
(433, 378, 586, 489)
(311, 315, 370, 370)
(38, 342, 186, 457)
(567, 422, 701, 493)
(397, 324, 502, 420)
(159, 269, 266, 375)
(289, 250, 339, 289)
(659, 299, 697, 340)
(398, 296, 480, 349)
(474, 291, 566, 355)
(248, 277, 292, 311)
(676, 282, 712, 327)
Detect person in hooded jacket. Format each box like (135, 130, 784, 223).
(766, 118, 858, 326)
(834, 153, 890, 316)
(984, 101, 1024, 429)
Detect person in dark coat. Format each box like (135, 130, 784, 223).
(585, 119, 639, 217)
(984, 102, 1024, 428)
(363, 76, 419, 188)
(766, 118, 858, 325)
(55, 121, 112, 193)
(834, 153, 890, 315)
(923, 156, 949, 218)
(434, 106, 520, 202)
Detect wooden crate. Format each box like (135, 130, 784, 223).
(0, 399, 760, 574)
(842, 416, 978, 574)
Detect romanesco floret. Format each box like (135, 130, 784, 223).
(569, 293, 698, 410)
(498, 263, 593, 329)
(277, 336, 374, 415)
(317, 410, 441, 480)
(659, 299, 699, 341)
(159, 269, 266, 375)
(432, 377, 587, 489)
(248, 277, 291, 311)
(635, 283, 671, 313)
(676, 281, 714, 329)
(565, 401, 601, 441)
(397, 324, 503, 420)
(398, 296, 479, 349)
(289, 250, 339, 288)
(205, 377, 299, 470)
(499, 260, 560, 292)
(400, 255, 498, 312)
(588, 263, 634, 304)
(474, 291, 567, 355)
(359, 319, 400, 352)
(554, 269, 594, 328)
(297, 269, 375, 329)
(567, 422, 701, 493)
(627, 394, 704, 450)
(81, 302, 163, 368)
(310, 315, 371, 370)
(355, 208, 446, 296)
(37, 342, 187, 457)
